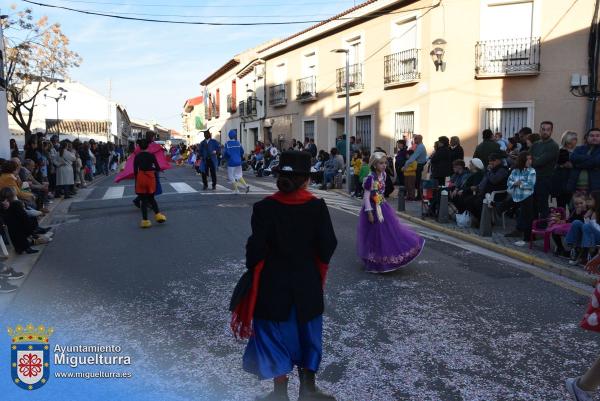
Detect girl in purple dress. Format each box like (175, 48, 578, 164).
(357, 152, 425, 273)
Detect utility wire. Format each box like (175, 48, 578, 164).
(23, 0, 441, 26)
(50, 0, 357, 7)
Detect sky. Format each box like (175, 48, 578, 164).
(1, 0, 362, 131)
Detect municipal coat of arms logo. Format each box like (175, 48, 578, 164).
(7, 324, 53, 390)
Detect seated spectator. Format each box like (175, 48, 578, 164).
(310, 151, 329, 186)
(0, 160, 35, 206)
(404, 150, 417, 200)
(19, 159, 49, 213)
(566, 191, 600, 265)
(320, 148, 344, 190)
(0, 188, 50, 255)
(568, 127, 600, 194)
(464, 153, 509, 226)
(552, 193, 586, 257)
(451, 158, 485, 213)
(448, 160, 471, 195)
(499, 152, 536, 246)
(473, 129, 501, 164)
(527, 133, 541, 149)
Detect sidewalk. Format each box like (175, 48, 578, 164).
(333, 187, 597, 288)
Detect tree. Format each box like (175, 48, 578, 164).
(3, 6, 81, 140)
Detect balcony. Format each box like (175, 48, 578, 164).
(336, 63, 363, 94)
(241, 97, 257, 118)
(475, 37, 541, 77)
(384, 49, 420, 87)
(296, 76, 317, 102)
(269, 84, 287, 107)
(227, 94, 236, 113)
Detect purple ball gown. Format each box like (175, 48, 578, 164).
(357, 172, 425, 273)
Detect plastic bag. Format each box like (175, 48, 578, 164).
(456, 211, 471, 228)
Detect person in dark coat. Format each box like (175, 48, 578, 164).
(449, 136, 464, 162)
(429, 136, 453, 187)
(567, 128, 600, 194)
(473, 129, 501, 164)
(230, 151, 338, 401)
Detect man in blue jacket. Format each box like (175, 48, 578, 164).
(224, 129, 250, 194)
(199, 129, 220, 190)
(568, 128, 600, 193)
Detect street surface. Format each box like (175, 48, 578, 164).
(1, 165, 598, 401)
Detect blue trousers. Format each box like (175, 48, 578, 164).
(243, 307, 322, 380)
(566, 220, 600, 248)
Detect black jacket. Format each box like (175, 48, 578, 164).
(450, 145, 464, 162)
(430, 146, 453, 179)
(246, 197, 337, 323)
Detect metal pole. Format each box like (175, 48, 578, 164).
(345, 52, 351, 194)
(56, 98, 60, 142)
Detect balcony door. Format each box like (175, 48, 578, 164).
(391, 17, 417, 54)
(480, 1, 533, 41)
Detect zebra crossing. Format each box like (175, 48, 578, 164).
(75, 169, 362, 217)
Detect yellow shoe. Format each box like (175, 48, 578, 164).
(155, 213, 167, 223)
(140, 220, 152, 228)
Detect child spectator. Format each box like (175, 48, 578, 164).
(566, 191, 600, 265)
(552, 194, 587, 257)
(404, 150, 418, 200)
(357, 154, 371, 198)
(351, 151, 362, 197)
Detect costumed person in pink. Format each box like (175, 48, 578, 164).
(357, 152, 425, 273)
(115, 132, 171, 208)
(230, 151, 338, 401)
(566, 256, 600, 401)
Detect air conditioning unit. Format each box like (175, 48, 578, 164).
(255, 65, 265, 78)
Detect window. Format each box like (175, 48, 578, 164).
(481, 1, 533, 41)
(303, 120, 315, 141)
(394, 112, 415, 143)
(302, 51, 317, 78)
(484, 107, 528, 138)
(275, 62, 287, 85)
(391, 17, 417, 54)
(349, 40, 361, 65)
(355, 115, 372, 153)
(231, 80, 237, 113)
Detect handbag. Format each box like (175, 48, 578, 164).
(456, 211, 471, 227)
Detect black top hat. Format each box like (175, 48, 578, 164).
(276, 151, 312, 175)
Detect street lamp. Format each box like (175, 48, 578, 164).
(331, 48, 351, 194)
(45, 87, 68, 140)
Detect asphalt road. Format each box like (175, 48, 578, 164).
(1, 165, 598, 401)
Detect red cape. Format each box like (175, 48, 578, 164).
(114, 142, 171, 183)
(230, 189, 329, 339)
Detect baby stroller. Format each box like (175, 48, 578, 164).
(420, 179, 437, 218)
(263, 154, 280, 177)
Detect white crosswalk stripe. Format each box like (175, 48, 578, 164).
(170, 182, 197, 193)
(102, 186, 125, 200)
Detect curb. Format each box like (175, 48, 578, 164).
(330, 189, 596, 288)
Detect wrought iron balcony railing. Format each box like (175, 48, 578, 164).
(296, 76, 317, 101)
(384, 49, 420, 85)
(475, 37, 541, 77)
(246, 97, 258, 117)
(336, 63, 363, 94)
(269, 84, 287, 106)
(238, 101, 245, 117)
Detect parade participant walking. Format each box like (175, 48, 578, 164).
(230, 151, 338, 401)
(134, 139, 166, 228)
(358, 152, 425, 273)
(115, 132, 171, 208)
(223, 129, 250, 194)
(199, 128, 220, 190)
